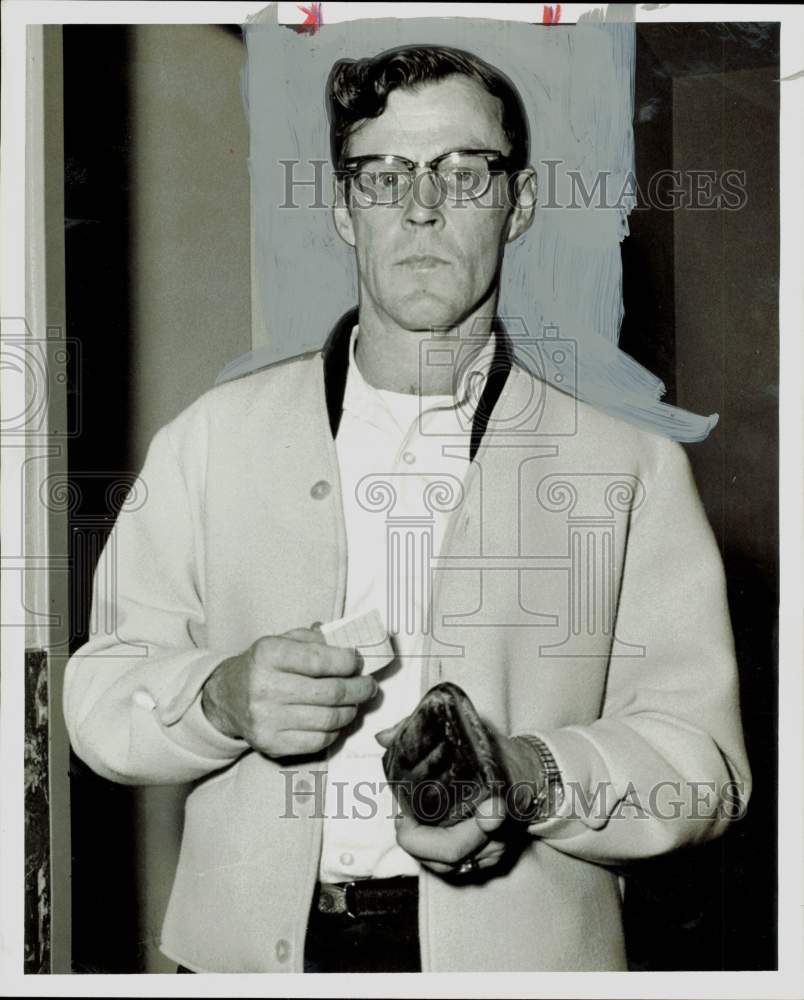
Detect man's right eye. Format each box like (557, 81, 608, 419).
(350, 165, 410, 204)
(376, 171, 404, 188)
(353, 169, 398, 186)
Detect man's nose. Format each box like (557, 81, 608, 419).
(400, 170, 446, 228)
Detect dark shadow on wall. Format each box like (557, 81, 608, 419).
(64, 25, 142, 973)
(622, 22, 779, 972)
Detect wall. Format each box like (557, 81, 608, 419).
(620, 25, 778, 972)
(127, 25, 251, 467)
(673, 63, 778, 970)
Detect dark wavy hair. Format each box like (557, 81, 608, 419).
(326, 45, 530, 172)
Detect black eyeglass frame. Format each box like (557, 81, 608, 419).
(336, 148, 518, 205)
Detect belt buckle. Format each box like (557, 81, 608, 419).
(317, 881, 359, 918)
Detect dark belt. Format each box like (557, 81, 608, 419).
(313, 876, 418, 919)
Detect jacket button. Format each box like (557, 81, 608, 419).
(132, 689, 155, 710)
(275, 938, 290, 963)
(310, 480, 331, 500)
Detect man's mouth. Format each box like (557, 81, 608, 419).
(396, 255, 450, 271)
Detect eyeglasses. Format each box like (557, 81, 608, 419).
(338, 149, 515, 206)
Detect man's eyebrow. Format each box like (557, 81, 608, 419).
(346, 141, 508, 160)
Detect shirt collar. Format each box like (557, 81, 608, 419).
(322, 306, 516, 460)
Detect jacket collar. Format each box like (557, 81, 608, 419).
(322, 308, 514, 462)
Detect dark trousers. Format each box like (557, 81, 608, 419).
(303, 906, 421, 973)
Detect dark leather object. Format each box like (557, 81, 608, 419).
(314, 876, 419, 918)
(381, 682, 510, 826)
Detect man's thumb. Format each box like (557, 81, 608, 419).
(374, 718, 406, 748)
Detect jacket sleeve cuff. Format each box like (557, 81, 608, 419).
(167, 691, 250, 761)
(155, 650, 228, 724)
(154, 650, 249, 762)
(515, 727, 612, 840)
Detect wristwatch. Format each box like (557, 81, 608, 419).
(511, 734, 565, 822)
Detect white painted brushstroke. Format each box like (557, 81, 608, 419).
(275, 4, 612, 25)
(230, 15, 718, 441)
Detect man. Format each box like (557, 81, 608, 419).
(64, 45, 750, 973)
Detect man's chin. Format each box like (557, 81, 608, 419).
(384, 296, 467, 333)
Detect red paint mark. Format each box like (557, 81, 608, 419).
(294, 2, 323, 34)
(542, 4, 561, 23)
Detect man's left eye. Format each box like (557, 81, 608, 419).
(377, 172, 403, 187)
(442, 169, 483, 189)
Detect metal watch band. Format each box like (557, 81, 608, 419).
(511, 734, 565, 822)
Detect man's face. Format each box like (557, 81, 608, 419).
(333, 75, 535, 332)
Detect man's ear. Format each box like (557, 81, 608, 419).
(332, 181, 356, 247)
(504, 168, 537, 244)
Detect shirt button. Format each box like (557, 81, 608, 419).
(339, 851, 354, 867)
(402, 451, 416, 465)
(310, 480, 331, 500)
(275, 939, 290, 963)
(296, 779, 312, 794)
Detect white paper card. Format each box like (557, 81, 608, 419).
(320, 609, 395, 674)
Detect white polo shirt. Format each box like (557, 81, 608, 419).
(319, 325, 495, 883)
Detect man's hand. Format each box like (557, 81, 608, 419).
(392, 795, 512, 875)
(376, 719, 545, 876)
(201, 627, 378, 758)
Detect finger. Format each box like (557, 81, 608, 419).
(416, 840, 505, 876)
(472, 841, 507, 864)
(395, 811, 488, 865)
(474, 795, 508, 834)
(277, 730, 339, 756)
(283, 627, 327, 645)
(257, 635, 361, 678)
(286, 673, 378, 707)
(279, 704, 358, 733)
(374, 717, 409, 748)
(475, 850, 506, 869)
(418, 859, 456, 875)
(422, 840, 506, 876)
(283, 628, 367, 676)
